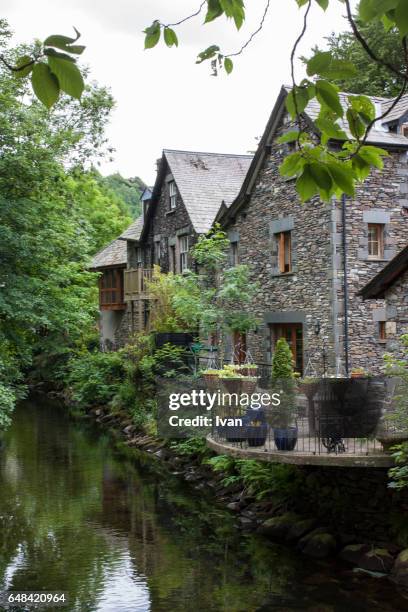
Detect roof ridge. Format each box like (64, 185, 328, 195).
(163, 148, 253, 158)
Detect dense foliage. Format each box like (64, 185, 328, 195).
(97, 173, 146, 218)
(0, 25, 132, 425)
(314, 19, 406, 97)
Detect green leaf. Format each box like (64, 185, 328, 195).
(277, 130, 300, 144)
(144, 21, 161, 49)
(314, 0, 329, 10)
(48, 56, 84, 99)
(205, 0, 223, 23)
(296, 165, 319, 202)
(348, 95, 376, 124)
(315, 114, 348, 142)
(346, 108, 366, 139)
(327, 162, 355, 196)
(14, 55, 33, 79)
(395, 0, 408, 36)
(358, 145, 387, 168)
(285, 86, 310, 119)
(31, 63, 60, 108)
(45, 48, 76, 62)
(309, 162, 333, 190)
(315, 80, 343, 117)
(65, 45, 85, 55)
(43, 34, 77, 48)
(279, 151, 304, 177)
(352, 155, 371, 180)
(164, 27, 178, 47)
(196, 45, 220, 64)
(295, 0, 309, 6)
(219, 0, 245, 29)
(224, 57, 233, 74)
(306, 51, 332, 77)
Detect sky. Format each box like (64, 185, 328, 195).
(3, 0, 357, 185)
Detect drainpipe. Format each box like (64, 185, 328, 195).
(341, 194, 350, 376)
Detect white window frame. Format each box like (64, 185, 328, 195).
(179, 235, 189, 273)
(169, 181, 177, 209)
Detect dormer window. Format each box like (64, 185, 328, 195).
(169, 181, 177, 209)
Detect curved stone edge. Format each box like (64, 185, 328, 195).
(206, 436, 395, 468)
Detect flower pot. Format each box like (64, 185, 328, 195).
(203, 373, 220, 392)
(220, 377, 242, 395)
(273, 427, 298, 451)
(247, 422, 268, 447)
(240, 377, 258, 394)
(351, 372, 365, 379)
(377, 433, 408, 452)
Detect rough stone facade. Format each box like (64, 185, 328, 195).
(381, 268, 408, 349)
(223, 112, 408, 375)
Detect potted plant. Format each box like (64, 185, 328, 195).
(240, 363, 258, 377)
(270, 338, 298, 451)
(218, 367, 243, 395)
(245, 407, 268, 447)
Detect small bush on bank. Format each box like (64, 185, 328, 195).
(0, 382, 17, 429)
(67, 350, 126, 408)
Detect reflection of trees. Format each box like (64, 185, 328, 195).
(0, 402, 301, 612)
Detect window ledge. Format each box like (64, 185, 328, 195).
(378, 339, 387, 344)
(166, 209, 176, 216)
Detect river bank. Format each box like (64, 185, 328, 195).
(69, 398, 408, 592)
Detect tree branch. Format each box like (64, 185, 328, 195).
(0, 55, 35, 72)
(344, 0, 405, 80)
(290, 0, 312, 148)
(164, 1, 207, 28)
(226, 0, 271, 58)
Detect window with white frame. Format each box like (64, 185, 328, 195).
(179, 235, 189, 272)
(169, 181, 177, 209)
(154, 240, 161, 265)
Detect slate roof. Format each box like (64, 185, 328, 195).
(284, 86, 408, 147)
(359, 244, 408, 299)
(119, 215, 144, 241)
(90, 238, 127, 270)
(163, 150, 253, 234)
(382, 94, 408, 124)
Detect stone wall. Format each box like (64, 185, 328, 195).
(224, 110, 408, 375)
(298, 466, 408, 544)
(143, 161, 198, 273)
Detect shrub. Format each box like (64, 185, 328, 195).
(67, 350, 126, 408)
(0, 383, 16, 429)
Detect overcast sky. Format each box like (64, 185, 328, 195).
(3, 0, 357, 184)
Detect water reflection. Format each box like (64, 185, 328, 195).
(0, 401, 407, 612)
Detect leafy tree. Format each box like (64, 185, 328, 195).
(97, 173, 146, 218)
(144, 1, 408, 203)
(313, 19, 406, 97)
(0, 41, 123, 424)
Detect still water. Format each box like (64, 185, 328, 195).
(0, 401, 407, 612)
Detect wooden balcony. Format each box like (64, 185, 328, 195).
(124, 268, 153, 301)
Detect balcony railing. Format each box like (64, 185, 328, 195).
(124, 268, 153, 301)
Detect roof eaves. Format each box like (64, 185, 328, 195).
(358, 245, 408, 299)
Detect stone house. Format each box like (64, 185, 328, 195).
(359, 244, 408, 356)
(217, 86, 408, 375)
(92, 150, 252, 348)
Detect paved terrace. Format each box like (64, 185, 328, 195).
(207, 416, 395, 468)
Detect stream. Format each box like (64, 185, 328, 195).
(0, 400, 407, 612)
